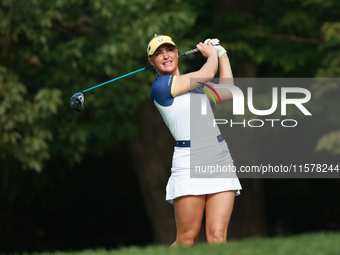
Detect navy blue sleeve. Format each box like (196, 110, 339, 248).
(150, 75, 175, 107)
(190, 84, 205, 94)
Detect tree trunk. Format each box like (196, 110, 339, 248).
(127, 100, 175, 245)
(222, 72, 268, 238)
(214, 0, 268, 239)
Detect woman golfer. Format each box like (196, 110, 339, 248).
(147, 35, 242, 246)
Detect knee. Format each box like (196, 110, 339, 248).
(176, 231, 198, 246)
(177, 238, 196, 246)
(207, 229, 227, 244)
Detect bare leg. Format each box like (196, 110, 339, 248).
(171, 195, 206, 247)
(205, 191, 235, 244)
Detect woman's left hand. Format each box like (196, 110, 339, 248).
(196, 42, 217, 59)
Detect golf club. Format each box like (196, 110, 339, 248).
(70, 48, 199, 113)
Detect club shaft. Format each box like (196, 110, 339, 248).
(82, 48, 199, 93)
(83, 66, 152, 93)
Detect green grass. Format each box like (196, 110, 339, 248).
(22, 232, 340, 255)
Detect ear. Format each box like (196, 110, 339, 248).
(148, 57, 154, 66)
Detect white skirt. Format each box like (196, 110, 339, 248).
(166, 140, 242, 204)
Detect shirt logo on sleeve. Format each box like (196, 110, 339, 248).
(197, 82, 223, 106)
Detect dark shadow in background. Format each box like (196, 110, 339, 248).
(0, 142, 152, 253)
(261, 118, 340, 236)
(1, 117, 339, 253)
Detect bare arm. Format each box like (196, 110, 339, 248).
(172, 43, 218, 97)
(216, 52, 234, 101)
(200, 39, 235, 102)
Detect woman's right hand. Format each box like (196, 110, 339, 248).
(196, 42, 217, 59)
(171, 41, 218, 97)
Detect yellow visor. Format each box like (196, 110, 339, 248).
(147, 34, 176, 57)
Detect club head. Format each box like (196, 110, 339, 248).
(70, 92, 85, 113)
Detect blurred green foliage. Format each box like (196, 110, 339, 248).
(0, 66, 62, 172)
(0, 0, 197, 171)
(1, 0, 339, 172)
